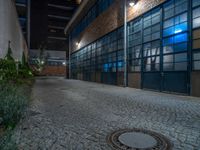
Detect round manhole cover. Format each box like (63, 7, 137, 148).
(107, 128, 172, 150)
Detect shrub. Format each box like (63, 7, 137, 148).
(0, 59, 17, 82)
(0, 84, 29, 128)
(0, 129, 17, 150)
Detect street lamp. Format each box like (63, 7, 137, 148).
(124, 0, 137, 87)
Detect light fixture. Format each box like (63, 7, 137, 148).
(129, 0, 137, 7)
(76, 42, 81, 48)
(62, 61, 66, 66)
(129, 2, 135, 7)
(41, 61, 45, 65)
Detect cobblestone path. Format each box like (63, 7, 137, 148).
(12, 77, 200, 150)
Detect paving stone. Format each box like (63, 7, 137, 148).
(9, 77, 200, 150)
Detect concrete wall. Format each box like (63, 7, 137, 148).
(71, 0, 166, 52)
(0, 0, 27, 61)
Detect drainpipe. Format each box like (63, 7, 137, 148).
(124, 0, 127, 87)
(68, 35, 71, 79)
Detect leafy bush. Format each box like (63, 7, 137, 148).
(0, 41, 34, 83)
(0, 128, 17, 150)
(0, 42, 34, 149)
(0, 59, 17, 82)
(0, 84, 29, 128)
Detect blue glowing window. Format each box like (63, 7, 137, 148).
(174, 22, 187, 34)
(163, 22, 187, 37)
(104, 64, 108, 68)
(108, 63, 112, 67)
(163, 37, 174, 46)
(103, 64, 109, 72)
(174, 33, 188, 43)
(163, 27, 174, 37)
(118, 61, 123, 67)
(174, 43, 187, 52)
(113, 63, 116, 67)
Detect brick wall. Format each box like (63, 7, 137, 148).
(39, 66, 67, 76)
(71, 0, 166, 52)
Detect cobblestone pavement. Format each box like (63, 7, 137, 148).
(12, 77, 200, 150)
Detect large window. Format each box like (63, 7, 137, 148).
(192, 0, 200, 70)
(163, 0, 188, 71)
(128, 18, 142, 72)
(72, 0, 114, 38)
(71, 0, 199, 84)
(143, 8, 161, 72)
(143, 41, 160, 72)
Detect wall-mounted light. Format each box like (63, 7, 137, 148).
(76, 42, 81, 48)
(62, 61, 66, 66)
(129, 0, 138, 7)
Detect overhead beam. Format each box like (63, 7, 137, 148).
(48, 4, 74, 11)
(48, 15, 71, 20)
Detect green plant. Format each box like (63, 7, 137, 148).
(0, 45, 34, 83)
(4, 41, 14, 61)
(0, 84, 29, 128)
(0, 128, 18, 150)
(34, 43, 48, 73)
(0, 59, 17, 82)
(18, 52, 33, 80)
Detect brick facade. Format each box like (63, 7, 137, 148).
(71, 0, 166, 52)
(39, 66, 67, 76)
(67, 0, 200, 97)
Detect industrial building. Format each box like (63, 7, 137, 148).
(65, 0, 200, 97)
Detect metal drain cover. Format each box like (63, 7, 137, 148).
(107, 128, 172, 150)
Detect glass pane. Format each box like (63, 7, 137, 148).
(152, 15, 160, 24)
(143, 43, 151, 57)
(194, 61, 200, 70)
(175, 62, 187, 70)
(164, 18, 174, 28)
(174, 22, 188, 34)
(174, 43, 187, 52)
(152, 56, 160, 63)
(193, 52, 200, 60)
(193, 7, 200, 19)
(175, 13, 187, 24)
(165, 9, 174, 19)
(152, 32, 160, 40)
(175, 53, 187, 62)
(164, 55, 173, 63)
(163, 37, 174, 46)
(193, 17, 200, 28)
(193, 0, 200, 7)
(164, 46, 173, 54)
(174, 33, 188, 43)
(163, 26, 174, 37)
(164, 63, 173, 71)
(145, 65, 151, 71)
(175, 1, 187, 15)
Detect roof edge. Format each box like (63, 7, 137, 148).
(64, 0, 90, 35)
